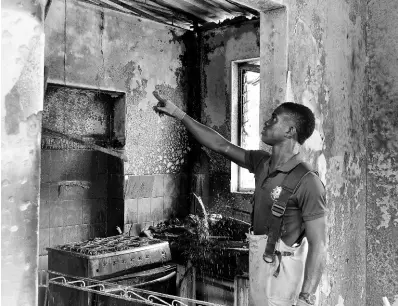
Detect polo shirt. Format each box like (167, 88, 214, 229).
(244, 150, 327, 245)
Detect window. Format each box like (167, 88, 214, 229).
(231, 59, 260, 193)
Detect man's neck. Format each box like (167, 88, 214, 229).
(269, 140, 300, 171)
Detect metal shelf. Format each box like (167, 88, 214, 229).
(45, 270, 225, 306)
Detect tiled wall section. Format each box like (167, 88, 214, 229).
(123, 173, 190, 236)
(39, 149, 110, 272)
(39, 150, 189, 276)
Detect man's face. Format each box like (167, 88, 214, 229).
(261, 108, 294, 146)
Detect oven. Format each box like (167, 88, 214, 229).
(46, 235, 178, 306)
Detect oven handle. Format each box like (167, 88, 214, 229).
(132, 271, 177, 288)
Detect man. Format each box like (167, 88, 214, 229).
(152, 91, 327, 306)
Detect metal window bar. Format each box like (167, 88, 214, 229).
(239, 66, 260, 146)
(237, 67, 248, 193)
(241, 72, 250, 141)
(237, 64, 260, 193)
(46, 270, 225, 306)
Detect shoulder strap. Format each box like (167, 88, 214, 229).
(263, 162, 314, 266)
(270, 162, 313, 217)
(282, 162, 313, 193)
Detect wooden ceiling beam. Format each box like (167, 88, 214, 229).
(178, 0, 236, 22)
(105, 0, 192, 29)
(159, 0, 215, 23)
(119, 0, 194, 27)
(127, 0, 195, 24)
(80, 0, 138, 15)
(108, 0, 167, 20)
(179, 0, 215, 13)
(78, 0, 258, 30)
(147, 0, 208, 25)
(82, 0, 194, 29)
(120, 0, 198, 27)
(200, 0, 236, 14)
(208, 0, 244, 13)
(223, 0, 259, 16)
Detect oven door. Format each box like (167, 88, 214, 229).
(93, 264, 177, 306)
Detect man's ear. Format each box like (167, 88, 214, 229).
(285, 126, 297, 140)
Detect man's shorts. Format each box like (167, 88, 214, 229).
(247, 234, 308, 306)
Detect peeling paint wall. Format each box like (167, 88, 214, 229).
(286, 1, 368, 305)
(199, 20, 260, 219)
(200, 0, 369, 305)
(45, 0, 194, 177)
(1, 1, 45, 305)
(366, 0, 398, 304)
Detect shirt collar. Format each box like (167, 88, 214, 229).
(267, 153, 302, 173)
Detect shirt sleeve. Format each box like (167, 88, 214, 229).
(295, 172, 327, 221)
(244, 150, 271, 173)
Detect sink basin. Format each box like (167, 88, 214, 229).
(170, 240, 249, 280)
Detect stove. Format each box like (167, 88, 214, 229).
(47, 235, 172, 279)
(47, 235, 176, 306)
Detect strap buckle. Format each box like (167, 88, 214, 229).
(263, 252, 275, 263)
(271, 202, 286, 217)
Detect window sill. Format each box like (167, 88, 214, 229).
(231, 190, 254, 195)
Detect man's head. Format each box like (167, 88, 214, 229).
(261, 102, 315, 146)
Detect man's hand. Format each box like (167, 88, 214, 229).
(152, 90, 247, 166)
(300, 216, 327, 298)
(152, 91, 185, 120)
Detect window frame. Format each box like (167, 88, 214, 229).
(230, 58, 260, 194)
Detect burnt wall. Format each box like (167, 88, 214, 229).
(1, 1, 45, 305)
(42, 0, 196, 301)
(366, 0, 398, 304)
(198, 20, 260, 220)
(45, 0, 195, 232)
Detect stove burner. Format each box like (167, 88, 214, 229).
(56, 235, 162, 256)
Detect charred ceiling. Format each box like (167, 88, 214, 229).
(78, 0, 259, 30)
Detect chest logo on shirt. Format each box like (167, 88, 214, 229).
(270, 186, 282, 201)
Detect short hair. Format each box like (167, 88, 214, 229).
(277, 102, 315, 144)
